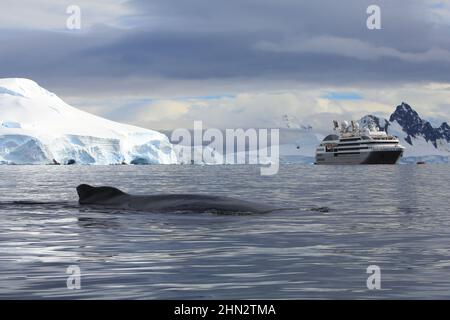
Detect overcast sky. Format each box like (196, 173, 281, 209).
(1, 0, 450, 131)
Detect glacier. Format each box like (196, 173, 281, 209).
(0, 78, 177, 165)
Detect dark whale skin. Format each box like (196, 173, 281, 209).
(76, 184, 275, 214)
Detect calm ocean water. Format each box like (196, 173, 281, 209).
(0, 164, 449, 299)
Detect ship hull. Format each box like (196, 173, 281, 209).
(315, 149, 403, 165)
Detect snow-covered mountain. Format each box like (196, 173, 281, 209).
(275, 115, 322, 164)
(0, 78, 177, 165)
(280, 114, 313, 131)
(1, 78, 447, 165)
(359, 102, 450, 163)
(278, 103, 450, 164)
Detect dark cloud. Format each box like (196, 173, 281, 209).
(1, 0, 450, 96)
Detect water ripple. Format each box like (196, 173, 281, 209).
(0, 164, 449, 299)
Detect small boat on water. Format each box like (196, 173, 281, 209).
(315, 120, 404, 165)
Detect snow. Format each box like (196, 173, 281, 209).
(0, 78, 177, 165)
(269, 119, 322, 163)
(1, 80, 447, 166)
(1, 121, 21, 128)
(388, 120, 449, 163)
(274, 111, 450, 164)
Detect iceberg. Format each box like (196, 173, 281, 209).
(0, 78, 177, 165)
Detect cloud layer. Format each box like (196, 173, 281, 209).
(1, 0, 449, 129)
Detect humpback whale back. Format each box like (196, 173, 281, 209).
(77, 184, 127, 204)
(76, 184, 278, 214)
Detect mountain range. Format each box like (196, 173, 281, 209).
(359, 103, 450, 163)
(279, 103, 450, 164)
(0, 78, 448, 164)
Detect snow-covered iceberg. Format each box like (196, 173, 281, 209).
(0, 78, 177, 165)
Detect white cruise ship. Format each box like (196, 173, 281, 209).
(315, 120, 404, 165)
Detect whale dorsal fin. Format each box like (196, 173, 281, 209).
(76, 184, 127, 204)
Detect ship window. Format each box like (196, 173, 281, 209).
(323, 134, 339, 141)
(361, 136, 371, 140)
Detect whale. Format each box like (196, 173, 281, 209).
(76, 184, 276, 214)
